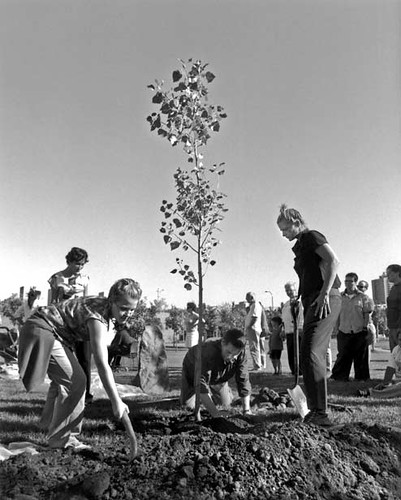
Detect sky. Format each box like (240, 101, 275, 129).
(1, 0, 400, 309)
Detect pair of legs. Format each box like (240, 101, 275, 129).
(301, 290, 342, 417)
(331, 331, 370, 381)
(286, 333, 302, 375)
(40, 339, 86, 448)
(246, 328, 265, 370)
(270, 349, 282, 374)
(182, 382, 233, 410)
(388, 329, 399, 353)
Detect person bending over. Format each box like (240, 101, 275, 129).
(18, 278, 140, 450)
(181, 328, 251, 417)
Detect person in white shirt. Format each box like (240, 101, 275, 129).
(244, 292, 265, 371)
(281, 281, 304, 375)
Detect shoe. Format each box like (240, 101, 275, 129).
(302, 410, 315, 423)
(65, 436, 92, 451)
(305, 411, 333, 427)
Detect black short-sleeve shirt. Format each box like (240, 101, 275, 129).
(292, 230, 341, 299)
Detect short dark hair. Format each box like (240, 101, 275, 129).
(387, 264, 401, 277)
(108, 278, 142, 302)
(65, 247, 89, 265)
(271, 316, 283, 326)
(345, 272, 358, 283)
(223, 328, 246, 349)
(186, 302, 197, 311)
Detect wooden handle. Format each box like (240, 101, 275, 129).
(121, 410, 138, 459)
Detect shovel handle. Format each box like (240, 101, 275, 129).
(294, 327, 300, 386)
(121, 410, 138, 459)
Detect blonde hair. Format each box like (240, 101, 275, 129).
(277, 204, 307, 228)
(108, 278, 142, 302)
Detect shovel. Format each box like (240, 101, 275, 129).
(287, 327, 309, 419)
(121, 410, 138, 459)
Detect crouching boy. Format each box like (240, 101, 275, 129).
(181, 328, 251, 417)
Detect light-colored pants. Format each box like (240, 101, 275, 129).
(185, 330, 199, 349)
(41, 339, 86, 448)
(246, 328, 265, 370)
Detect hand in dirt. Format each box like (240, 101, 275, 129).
(121, 411, 138, 460)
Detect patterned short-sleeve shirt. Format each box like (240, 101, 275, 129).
(35, 296, 111, 346)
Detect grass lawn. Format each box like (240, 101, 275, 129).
(0, 336, 399, 448)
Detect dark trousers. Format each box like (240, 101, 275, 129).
(301, 291, 342, 414)
(331, 331, 370, 381)
(286, 333, 302, 375)
(75, 341, 92, 396)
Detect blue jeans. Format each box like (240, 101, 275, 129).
(301, 290, 342, 414)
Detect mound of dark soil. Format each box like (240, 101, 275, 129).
(1, 417, 400, 500)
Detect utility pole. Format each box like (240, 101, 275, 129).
(264, 290, 274, 310)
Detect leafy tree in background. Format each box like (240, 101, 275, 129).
(217, 302, 247, 334)
(147, 59, 228, 418)
(165, 306, 185, 346)
(0, 294, 22, 326)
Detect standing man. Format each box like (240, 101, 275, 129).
(331, 272, 373, 382)
(386, 264, 401, 352)
(281, 281, 303, 375)
(244, 292, 265, 371)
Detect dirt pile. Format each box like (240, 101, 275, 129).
(1, 416, 400, 500)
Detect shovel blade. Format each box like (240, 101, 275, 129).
(287, 385, 309, 419)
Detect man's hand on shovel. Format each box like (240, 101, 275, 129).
(121, 410, 138, 459)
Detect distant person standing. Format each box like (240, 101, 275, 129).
(268, 316, 285, 375)
(48, 247, 89, 304)
(281, 281, 303, 375)
(244, 292, 265, 371)
(48, 247, 92, 403)
(15, 287, 42, 327)
(184, 302, 200, 348)
(277, 204, 341, 427)
(386, 264, 401, 352)
(357, 280, 376, 352)
(331, 272, 373, 382)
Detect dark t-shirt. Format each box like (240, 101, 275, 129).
(181, 339, 251, 399)
(387, 282, 401, 329)
(292, 230, 341, 300)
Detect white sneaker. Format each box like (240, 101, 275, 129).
(65, 436, 91, 451)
